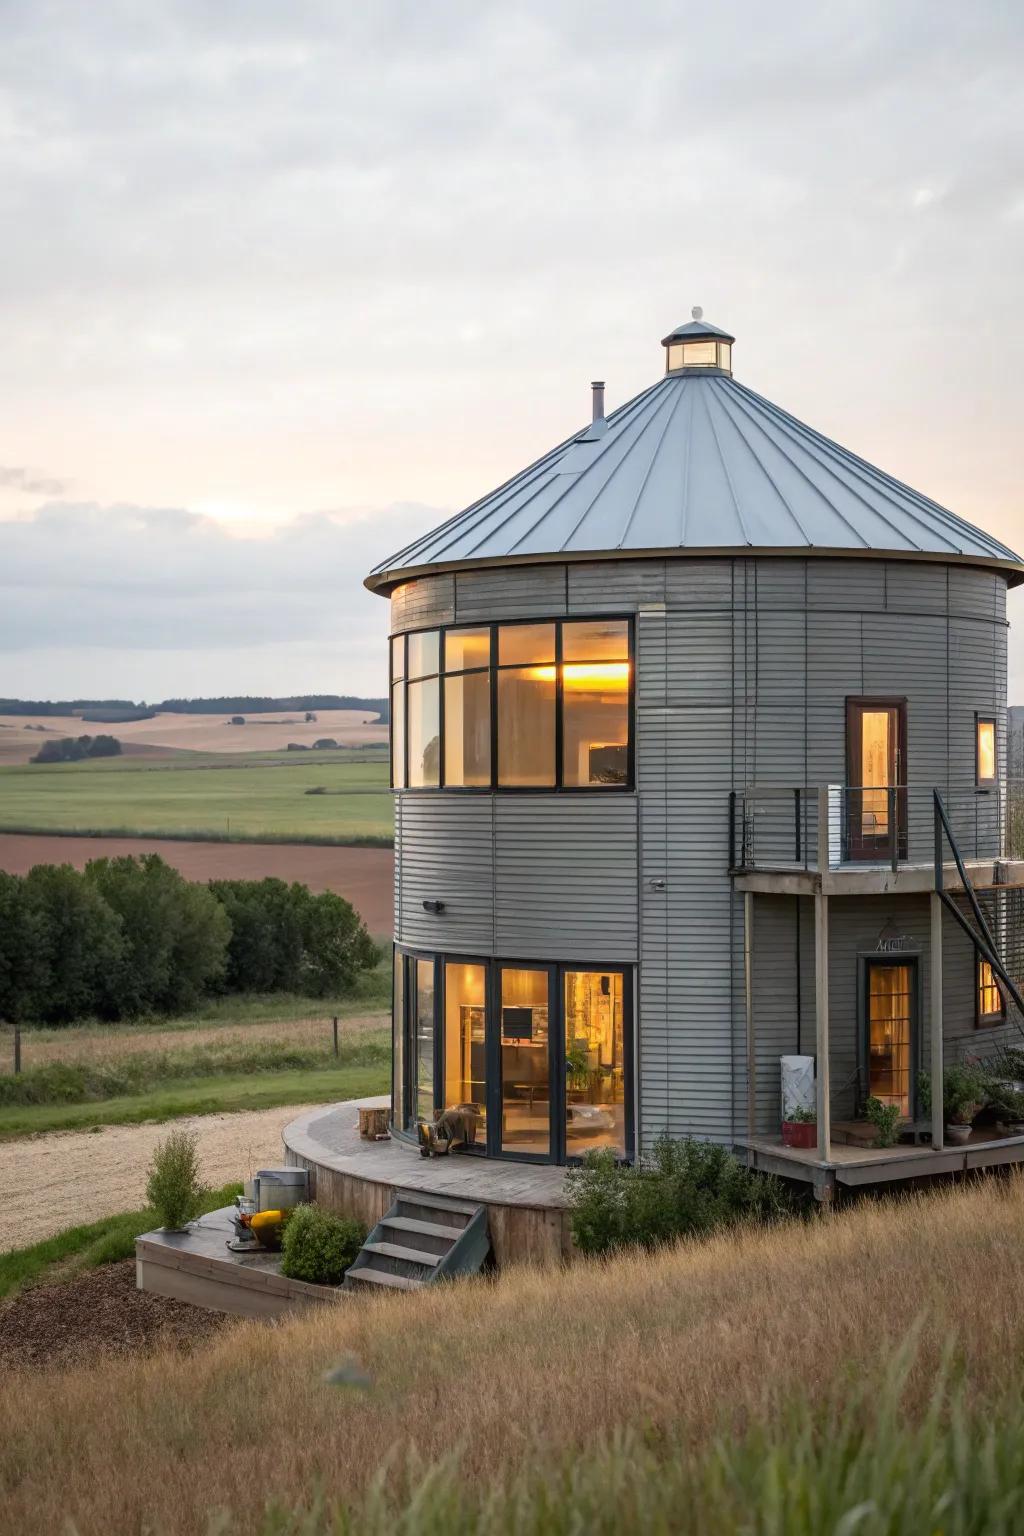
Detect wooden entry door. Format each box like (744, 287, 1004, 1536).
(863, 959, 916, 1119)
(846, 698, 908, 862)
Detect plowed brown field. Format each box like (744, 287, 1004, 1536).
(0, 834, 393, 934)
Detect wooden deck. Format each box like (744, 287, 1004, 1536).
(283, 1098, 573, 1266)
(737, 1129, 1024, 1197)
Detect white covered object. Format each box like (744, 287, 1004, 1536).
(781, 1055, 815, 1119)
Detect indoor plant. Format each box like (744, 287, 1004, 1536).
(781, 1103, 817, 1149)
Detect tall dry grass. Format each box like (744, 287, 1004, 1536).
(4, 1176, 1024, 1535)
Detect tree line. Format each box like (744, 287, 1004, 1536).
(1, 695, 387, 717)
(0, 856, 379, 1025)
(31, 734, 122, 764)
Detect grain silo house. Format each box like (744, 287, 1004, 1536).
(362, 311, 1024, 1202)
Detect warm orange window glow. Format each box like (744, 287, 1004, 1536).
(977, 718, 996, 783)
(978, 958, 1004, 1023)
(867, 963, 912, 1118)
(525, 661, 630, 688)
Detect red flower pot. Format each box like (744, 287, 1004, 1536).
(782, 1120, 817, 1149)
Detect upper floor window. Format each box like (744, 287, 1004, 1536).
(976, 716, 997, 786)
(390, 617, 632, 791)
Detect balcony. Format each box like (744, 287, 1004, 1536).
(728, 780, 1024, 896)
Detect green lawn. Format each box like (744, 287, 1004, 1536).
(0, 1182, 244, 1298)
(0, 1061, 388, 1139)
(0, 750, 393, 843)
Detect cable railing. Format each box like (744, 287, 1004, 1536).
(730, 779, 1024, 874)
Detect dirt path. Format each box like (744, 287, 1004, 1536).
(0, 1105, 324, 1251)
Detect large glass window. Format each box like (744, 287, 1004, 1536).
(499, 967, 551, 1156)
(390, 617, 633, 791)
(562, 620, 629, 787)
(394, 947, 633, 1162)
(444, 961, 487, 1139)
(845, 697, 907, 862)
(444, 628, 491, 787)
(413, 958, 435, 1125)
(564, 970, 626, 1156)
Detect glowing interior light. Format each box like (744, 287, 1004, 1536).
(525, 662, 630, 688)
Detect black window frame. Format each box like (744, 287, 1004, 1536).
(388, 615, 635, 794)
(391, 943, 636, 1165)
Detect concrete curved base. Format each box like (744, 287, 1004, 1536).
(282, 1098, 574, 1267)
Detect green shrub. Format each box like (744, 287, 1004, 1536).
(917, 1064, 990, 1125)
(864, 1095, 901, 1148)
(566, 1136, 797, 1257)
(145, 1128, 205, 1230)
(280, 1204, 365, 1285)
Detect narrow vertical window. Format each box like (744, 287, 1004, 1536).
(561, 619, 630, 787)
(390, 636, 406, 789)
(496, 623, 556, 787)
(977, 956, 1006, 1026)
(392, 950, 406, 1126)
(564, 969, 626, 1156)
(407, 630, 440, 788)
(846, 698, 907, 862)
(444, 961, 487, 1141)
(977, 717, 997, 786)
(444, 628, 491, 787)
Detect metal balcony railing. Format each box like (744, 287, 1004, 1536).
(729, 779, 1024, 874)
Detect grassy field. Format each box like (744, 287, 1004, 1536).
(0, 1183, 243, 1299)
(0, 748, 393, 843)
(4, 1176, 1024, 1534)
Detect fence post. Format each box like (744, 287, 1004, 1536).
(332, 1016, 339, 1057)
(13, 1023, 21, 1076)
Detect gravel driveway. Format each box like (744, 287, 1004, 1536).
(0, 1105, 324, 1251)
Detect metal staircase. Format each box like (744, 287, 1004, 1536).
(346, 1192, 490, 1292)
(934, 790, 1024, 1034)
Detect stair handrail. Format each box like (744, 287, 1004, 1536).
(934, 788, 1024, 1027)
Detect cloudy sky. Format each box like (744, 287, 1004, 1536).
(1, 0, 1022, 701)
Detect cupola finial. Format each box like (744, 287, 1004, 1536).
(691, 305, 703, 321)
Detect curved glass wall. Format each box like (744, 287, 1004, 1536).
(392, 946, 633, 1164)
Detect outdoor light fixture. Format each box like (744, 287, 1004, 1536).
(422, 899, 445, 914)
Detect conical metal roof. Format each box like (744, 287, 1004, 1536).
(366, 328, 1022, 592)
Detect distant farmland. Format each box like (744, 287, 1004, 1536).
(0, 707, 387, 764)
(0, 750, 393, 845)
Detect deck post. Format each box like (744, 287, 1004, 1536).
(814, 887, 831, 1162)
(930, 891, 944, 1150)
(744, 890, 756, 1136)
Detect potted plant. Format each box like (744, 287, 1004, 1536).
(864, 1096, 901, 1149)
(781, 1104, 817, 1149)
(145, 1128, 205, 1233)
(991, 1087, 1024, 1138)
(918, 1065, 988, 1145)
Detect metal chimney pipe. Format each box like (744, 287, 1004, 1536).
(591, 380, 605, 421)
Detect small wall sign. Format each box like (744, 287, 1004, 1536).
(876, 934, 915, 953)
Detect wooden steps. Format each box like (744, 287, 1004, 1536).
(346, 1191, 490, 1292)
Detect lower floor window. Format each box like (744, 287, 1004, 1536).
(392, 948, 633, 1163)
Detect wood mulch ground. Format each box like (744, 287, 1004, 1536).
(0, 1260, 237, 1370)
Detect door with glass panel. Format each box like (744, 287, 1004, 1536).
(863, 959, 916, 1119)
(846, 698, 907, 862)
(562, 969, 630, 1159)
(491, 965, 553, 1157)
(442, 959, 488, 1149)
(410, 956, 437, 1129)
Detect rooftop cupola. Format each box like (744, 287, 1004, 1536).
(661, 307, 734, 375)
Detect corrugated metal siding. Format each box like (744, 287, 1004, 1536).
(493, 798, 638, 960)
(390, 574, 455, 633)
(396, 795, 494, 952)
(388, 556, 1012, 1152)
(454, 564, 567, 622)
(567, 559, 666, 611)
